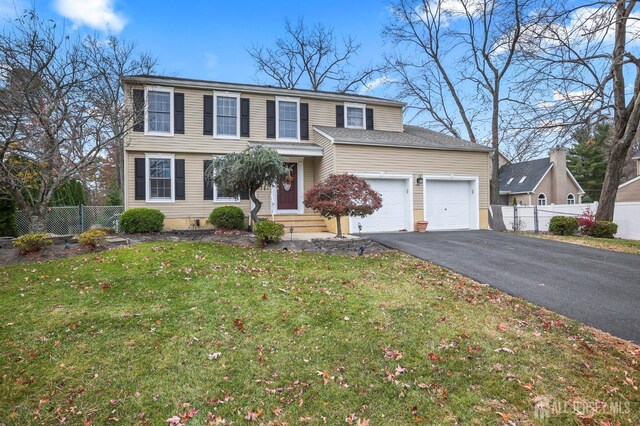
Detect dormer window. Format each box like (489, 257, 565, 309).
(145, 86, 174, 136)
(345, 103, 366, 129)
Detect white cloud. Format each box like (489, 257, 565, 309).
(415, 0, 484, 26)
(359, 76, 395, 94)
(54, 0, 126, 33)
(0, 0, 28, 18)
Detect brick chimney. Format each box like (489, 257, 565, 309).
(549, 146, 567, 204)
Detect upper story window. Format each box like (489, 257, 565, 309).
(146, 153, 174, 202)
(276, 97, 300, 141)
(145, 86, 174, 136)
(345, 103, 366, 129)
(214, 92, 240, 138)
(566, 193, 575, 204)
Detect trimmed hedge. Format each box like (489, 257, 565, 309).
(208, 206, 245, 230)
(584, 220, 618, 239)
(0, 197, 17, 237)
(12, 233, 53, 255)
(78, 229, 107, 249)
(255, 220, 284, 247)
(119, 208, 165, 233)
(549, 216, 579, 236)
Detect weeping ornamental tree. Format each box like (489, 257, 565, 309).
(209, 146, 290, 224)
(304, 174, 382, 238)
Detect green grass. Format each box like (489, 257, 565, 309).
(521, 233, 640, 254)
(1, 243, 638, 425)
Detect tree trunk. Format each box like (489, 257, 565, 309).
(249, 190, 263, 225)
(28, 205, 48, 233)
(490, 90, 501, 205)
(335, 215, 343, 238)
(596, 140, 631, 221)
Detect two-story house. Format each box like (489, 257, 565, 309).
(122, 75, 491, 233)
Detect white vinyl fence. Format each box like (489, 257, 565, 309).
(613, 202, 640, 240)
(494, 201, 640, 240)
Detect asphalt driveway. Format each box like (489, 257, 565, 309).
(367, 231, 640, 343)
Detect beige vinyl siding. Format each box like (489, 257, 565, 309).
(124, 83, 404, 154)
(126, 152, 318, 221)
(617, 179, 640, 202)
(312, 132, 337, 182)
(533, 171, 581, 204)
(334, 144, 490, 210)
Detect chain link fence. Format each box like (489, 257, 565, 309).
(14, 205, 124, 236)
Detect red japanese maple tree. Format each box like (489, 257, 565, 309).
(304, 174, 382, 238)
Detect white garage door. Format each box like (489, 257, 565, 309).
(351, 178, 411, 233)
(425, 180, 472, 230)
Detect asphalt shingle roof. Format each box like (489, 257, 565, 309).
(313, 125, 492, 152)
(499, 157, 552, 193)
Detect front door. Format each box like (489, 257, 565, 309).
(277, 163, 298, 211)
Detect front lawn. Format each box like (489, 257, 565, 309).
(1, 243, 638, 424)
(519, 233, 640, 255)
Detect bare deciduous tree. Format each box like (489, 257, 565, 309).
(523, 1, 640, 220)
(0, 12, 142, 229)
(385, 0, 555, 203)
(248, 19, 381, 93)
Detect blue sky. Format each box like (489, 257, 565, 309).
(0, 0, 394, 93)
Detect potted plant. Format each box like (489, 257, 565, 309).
(417, 220, 428, 232)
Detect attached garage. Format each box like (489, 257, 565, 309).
(424, 177, 479, 231)
(349, 175, 413, 233)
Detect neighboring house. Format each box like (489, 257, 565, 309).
(498, 147, 585, 206)
(617, 156, 640, 202)
(122, 75, 491, 233)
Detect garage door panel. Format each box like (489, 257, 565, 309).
(352, 178, 410, 233)
(425, 180, 471, 230)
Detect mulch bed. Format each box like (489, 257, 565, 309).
(0, 229, 389, 267)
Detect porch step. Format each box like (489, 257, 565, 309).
(259, 214, 328, 233)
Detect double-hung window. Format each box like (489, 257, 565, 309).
(214, 92, 240, 138)
(276, 97, 299, 141)
(145, 86, 173, 135)
(146, 154, 174, 202)
(345, 103, 366, 129)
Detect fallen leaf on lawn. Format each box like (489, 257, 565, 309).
(166, 416, 182, 425)
(245, 411, 257, 421)
(207, 353, 221, 360)
(395, 365, 407, 374)
(497, 323, 506, 332)
(428, 352, 441, 362)
(494, 347, 514, 354)
(411, 406, 418, 416)
(345, 413, 358, 424)
(272, 407, 283, 416)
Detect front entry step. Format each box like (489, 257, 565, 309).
(259, 214, 328, 233)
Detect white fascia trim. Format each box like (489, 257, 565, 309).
(566, 169, 585, 194)
(275, 96, 301, 142)
(422, 174, 481, 230)
(145, 153, 175, 203)
(144, 86, 174, 137)
(344, 102, 366, 129)
(312, 127, 335, 142)
(530, 164, 553, 193)
(619, 175, 640, 188)
(213, 91, 241, 139)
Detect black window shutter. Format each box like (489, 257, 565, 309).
(175, 159, 185, 200)
(134, 158, 145, 200)
(133, 89, 144, 132)
(336, 105, 344, 128)
(203, 160, 213, 200)
(300, 103, 309, 140)
(174, 93, 185, 134)
(240, 98, 250, 137)
(203, 95, 213, 135)
(266, 100, 276, 138)
(366, 108, 374, 130)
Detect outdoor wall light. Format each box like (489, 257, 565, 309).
(416, 176, 424, 186)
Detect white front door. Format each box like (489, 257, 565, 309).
(351, 178, 411, 233)
(425, 180, 472, 230)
